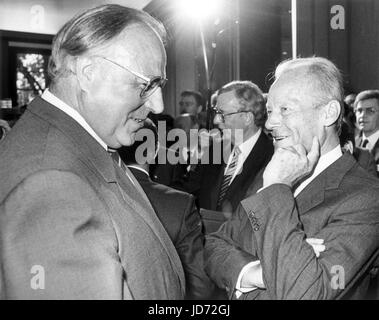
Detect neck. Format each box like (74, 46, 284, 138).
(320, 133, 340, 156)
(50, 78, 80, 112)
(363, 129, 379, 137)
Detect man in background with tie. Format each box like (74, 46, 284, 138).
(0, 4, 185, 299)
(205, 57, 379, 299)
(190, 81, 273, 215)
(354, 89, 379, 176)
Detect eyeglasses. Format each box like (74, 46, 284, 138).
(212, 107, 252, 123)
(96, 56, 167, 99)
(355, 107, 379, 116)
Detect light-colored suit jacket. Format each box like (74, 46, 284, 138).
(0, 97, 185, 299)
(205, 152, 379, 299)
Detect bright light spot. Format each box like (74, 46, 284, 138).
(177, 0, 220, 22)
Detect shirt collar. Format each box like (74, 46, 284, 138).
(41, 89, 108, 150)
(235, 128, 262, 161)
(362, 129, 379, 151)
(294, 145, 343, 197)
(126, 165, 150, 177)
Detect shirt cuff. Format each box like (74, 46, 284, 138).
(235, 260, 261, 298)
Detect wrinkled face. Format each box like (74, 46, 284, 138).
(355, 98, 379, 136)
(179, 95, 200, 115)
(214, 91, 256, 145)
(266, 75, 324, 152)
(79, 25, 166, 148)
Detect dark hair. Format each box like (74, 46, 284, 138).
(354, 90, 379, 110)
(180, 90, 204, 107)
(48, 4, 166, 83)
(218, 80, 267, 128)
(118, 118, 158, 165)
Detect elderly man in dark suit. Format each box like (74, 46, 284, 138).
(0, 5, 185, 299)
(118, 119, 215, 299)
(192, 81, 274, 214)
(204, 57, 379, 299)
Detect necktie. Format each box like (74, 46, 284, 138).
(107, 147, 123, 167)
(217, 146, 241, 209)
(108, 147, 136, 186)
(361, 139, 369, 149)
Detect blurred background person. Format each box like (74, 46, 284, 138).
(354, 89, 379, 175)
(118, 119, 215, 299)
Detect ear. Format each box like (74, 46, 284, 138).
(75, 56, 95, 93)
(323, 100, 341, 127)
(245, 111, 254, 125)
(197, 105, 203, 114)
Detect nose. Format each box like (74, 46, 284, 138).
(265, 110, 281, 131)
(144, 88, 164, 114)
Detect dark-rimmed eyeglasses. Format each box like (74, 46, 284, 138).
(212, 107, 252, 123)
(95, 56, 167, 99)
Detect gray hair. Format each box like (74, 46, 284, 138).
(274, 57, 344, 133)
(217, 80, 267, 128)
(48, 4, 166, 84)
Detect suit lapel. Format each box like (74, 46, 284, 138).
(295, 152, 356, 215)
(226, 131, 268, 198)
(29, 97, 185, 291)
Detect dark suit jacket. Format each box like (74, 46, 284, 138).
(128, 167, 214, 299)
(194, 130, 273, 212)
(356, 132, 379, 176)
(204, 152, 379, 299)
(0, 97, 185, 299)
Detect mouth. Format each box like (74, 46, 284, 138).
(272, 135, 289, 142)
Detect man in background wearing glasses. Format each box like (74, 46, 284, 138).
(193, 81, 273, 215)
(354, 89, 379, 176)
(0, 5, 185, 299)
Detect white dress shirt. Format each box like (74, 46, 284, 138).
(235, 145, 343, 297)
(224, 128, 262, 185)
(361, 130, 379, 152)
(41, 89, 108, 150)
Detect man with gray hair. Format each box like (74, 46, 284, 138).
(205, 57, 379, 299)
(0, 5, 185, 299)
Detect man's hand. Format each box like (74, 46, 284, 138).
(263, 137, 320, 188)
(306, 238, 326, 257)
(0, 119, 11, 141)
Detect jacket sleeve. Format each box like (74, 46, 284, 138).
(0, 170, 124, 299)
(175, 195, 216, 299)
(204, 203, 260, 299)
(241, 184, 379, 299)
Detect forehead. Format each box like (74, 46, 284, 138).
(181, 95, 196, 103)
(106, 24, 166, 75)
(217, 91, 239, 110)
(268, 74, 313, 107)
(357, 98, 379, 109)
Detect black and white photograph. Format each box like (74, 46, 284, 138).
(0, 0, 378, 306)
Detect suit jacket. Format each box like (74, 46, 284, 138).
(204, 152, 379, 299)
(0, 97, 185, 299)
(194, 130, 273, 212)
(128, 167, 214, 299)
(355, 132, 379, 175)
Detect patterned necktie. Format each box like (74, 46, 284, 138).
(361, 139, 369, 149)
(217, 146, 241, 209)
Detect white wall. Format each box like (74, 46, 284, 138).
(0, 0, 151, 35)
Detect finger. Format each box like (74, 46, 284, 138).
(306, 238, 324, 245)
(307, 137, 320, 167)
(312, 244, 326, 252)
(293, 143, 307, 157)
